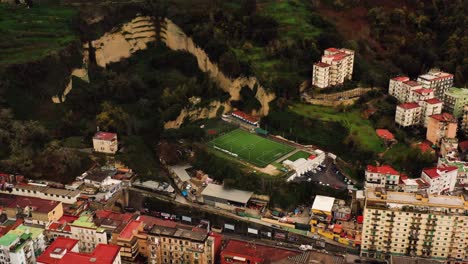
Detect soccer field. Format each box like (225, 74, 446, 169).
(208, 129, 294, 167)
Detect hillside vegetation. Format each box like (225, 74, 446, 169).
(0, 3, 77, 66)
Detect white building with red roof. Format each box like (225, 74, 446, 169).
(409, 88, 434, 102)
(93, 132, 118, 154)
(417, 69, 454, 99)
(395, 102, 422, 127)
(421, 165, 458, 194)
(389, 76, 423, 103)
(231, 110, 259, 126)
(365, 165, 400, 190)
(312, 48, 354, 88)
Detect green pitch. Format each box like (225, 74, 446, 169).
(208, 129, 294, 167)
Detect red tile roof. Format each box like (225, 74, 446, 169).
(325, 47, 339, 53)
(308, 155, 316, 160)
(424, 98, 442, 104)
(366, 165, 399, 175)
(93, 132, 117, 141)
(3, 195, 60, 213)
(392, 76, 409, 82)
(231, 111, 259, 123)
(417, 142, 435, 153)
(430, 113, 456, 123)
(57, 244, 120, 264)
(422, 166, 458, 179)
(376, 129, 395, 140)
(37, 237, 79, 264)
(119, 220, 141, 240)
(403, 80, 421, 87)
(398, 102, 420, 110)
(221, 239, 300, 262)
(315, 62, 330, 67)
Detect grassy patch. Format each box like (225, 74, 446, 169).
(0, 3, 77, 66)
(62, 136, 89, 149)
(290, 104, 385, 153)
(282, 150, 311, 162)
(258, 0, 322, 40)
(208, 129, 294, 167)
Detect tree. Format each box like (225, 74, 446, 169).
(241, 0, 257, 16)
(96, 102, 131, 135)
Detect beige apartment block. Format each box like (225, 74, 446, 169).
(312, 48, 354, 88)
(395, 102, 422, 127)
(426, 113, 458, 147)
(361, 189, 468, 262)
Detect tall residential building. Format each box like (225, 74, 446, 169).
(389, 76, 410, 101)
(361, 189, 468, 262)
(312, 48, 354, 88)
(409, 88, 434, 103)
(0, 232, 36, 264)
(462, 105, 468, 135)
(69, 211, 108, 253)
(421, 166, 458, 194)
(426, 113, 458, 147)
(111, 220, 143, 262)
(419, 98, 443, 127)
(365, 165, 400, 190)
(443, 87, 468, 117)
(388, 77, 422, 103)
(146, 224, 219, 264)
(417, 69, 454, 99)
(395, 102, 421, 127)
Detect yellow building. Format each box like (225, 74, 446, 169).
(361, 188, 468, 262)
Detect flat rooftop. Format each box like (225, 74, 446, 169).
(14, 184, 80, 197)
(148, 225, 207, 242)
(312, 195, 335, 213)
(201, 184, 253, 205)
(169, 164, 192, 182)
(0, 193, 60, 213)
(367, 189, 467, 208)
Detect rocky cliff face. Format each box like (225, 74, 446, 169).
(164, 101, 230, 129)
(85, 16, 275, 128)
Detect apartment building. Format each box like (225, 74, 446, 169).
(389, 77, 422, 103)
(417, 69, 454, 99)
(0, 232, 36, 264)
(395, 102, 422, 127)
(462, 105, 468, 135)
(361, 189, 468, 262)
(365, 165, 400, 190)
(420, 98, 443, 127)
(444, 87, 468, 118)
(421, 166, 458, 194)
(46, 215, 78, 240)
(312, 48, 354, 88)
(111, 220, 144, 262)
(93, 132, 118, 154)
(410, 88, 435, 102)
(426, 113, 458, 147)
(146, 224, 219, 264)
(438, 157, 468, 187)
(69, 211, 108, 253)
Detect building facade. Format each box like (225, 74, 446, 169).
(443, 87, 468, 118)
(426, 113, 458, 147)
(365, 165, 400, 190)
(395, 103, 422, 127)
(420, 98, 443, 127)
(421, 166, 458, 194)
(146, 225, 218, 264)
(462, 105, 468, 136)
(312, 48, 354, 88)
(69, 211, 108, 253)
(417, 69, 454, 99)
(93, 132, 118, 154)
(361, 189, 468, 262)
